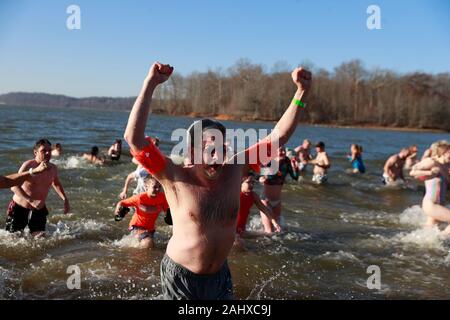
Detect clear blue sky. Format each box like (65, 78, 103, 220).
(0, 0, 449, 97)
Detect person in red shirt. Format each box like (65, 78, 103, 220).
(234, 173, 281, 250)
(114, 176, 169, 249)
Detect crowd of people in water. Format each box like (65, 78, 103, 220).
(0, 62, 449, 300)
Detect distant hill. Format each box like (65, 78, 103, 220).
(0, 92, 137, 111)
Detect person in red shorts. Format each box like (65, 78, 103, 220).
(234, 173, 281, 250)
(114, 176, 169, 249)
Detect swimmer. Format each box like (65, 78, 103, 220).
(382, 148, 410, 185)
(124, 61, 311, 299)
(259, 146, 298, 233)
(410, 141, 450, 234)
(234, 174, 281, 250)
(6, 139, 70, 237)
(51, 143, 62, 157)
(404, 145, 419, 170)
(114, 176, 169, 249)
(309, 141, 330, 184)
(108, 139, 122, 161)
(0, 161, 48, 189)
(83, 146, 105, 165)
(294, 139, 313, 172)
(347, 144, 365, 174)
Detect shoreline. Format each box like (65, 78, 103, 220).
(209, 113, 448, 133)
(301, 123, 448, 134)
(1, 104, 448, 133)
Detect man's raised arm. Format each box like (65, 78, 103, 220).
(124, 62, 173, 151)
(270, 67, 312, 146)
(124, 62, 174, 178)
(238, 68, 312, 168)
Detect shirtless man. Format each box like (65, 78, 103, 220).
(7, 139, 70, 236)
(294, 139, 312, 172)
(82, 146, 105, 165)
(405, 145, 419, 170)
(310, 141, 330, 184)
(382, 148, 410, 185)
(0, 162, 48, 189)
(124, 61, 311, 300)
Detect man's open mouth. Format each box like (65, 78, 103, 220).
(205, 164, 221, 176)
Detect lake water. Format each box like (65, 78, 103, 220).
(0, 105, 449, 299)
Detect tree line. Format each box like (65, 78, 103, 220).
(151, 59, 450, 131)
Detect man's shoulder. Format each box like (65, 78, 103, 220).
(387, 154, 398, 162)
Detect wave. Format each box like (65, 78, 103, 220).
(0, 219, 110, 252)
(51, 156, 97, 169)
(399, 205, 427, 227)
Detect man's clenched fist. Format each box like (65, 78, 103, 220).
(291, 67, 312, 93)
(146, 62, 174, 86)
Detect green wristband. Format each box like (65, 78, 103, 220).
(292, 99, 306, 108)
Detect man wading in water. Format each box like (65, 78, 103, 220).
(124, 61, 312, 300)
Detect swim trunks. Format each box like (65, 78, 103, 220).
(160, 254, 233, 300)
(298, 162, 306, 172)
(5, 200, 48, 233)
(130, 226, 155, 241)
(312, 174, 328, 184)
(260, 195, 281, 208)
(382, 173, 394, 185)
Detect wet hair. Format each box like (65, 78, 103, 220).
(400, 148, 409, 154)
(431, 140, 449, 157)
(434, 141, 450, 157)
(315, 141, 325, 149)
(34, 138, 51, 150)
(187, 119, 226, 149)
(115, 139, 122, 145)
(55, 143, 62, 149)
(90, 146, 99, 156)
(352, 144, 363, 153)
(143, 175, 160, 189)
(409, 144, 418, 152)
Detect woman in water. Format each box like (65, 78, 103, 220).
(347, 144, 365, 174)
(259, 146, 299, 233)
(410, 141, 450, 233)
